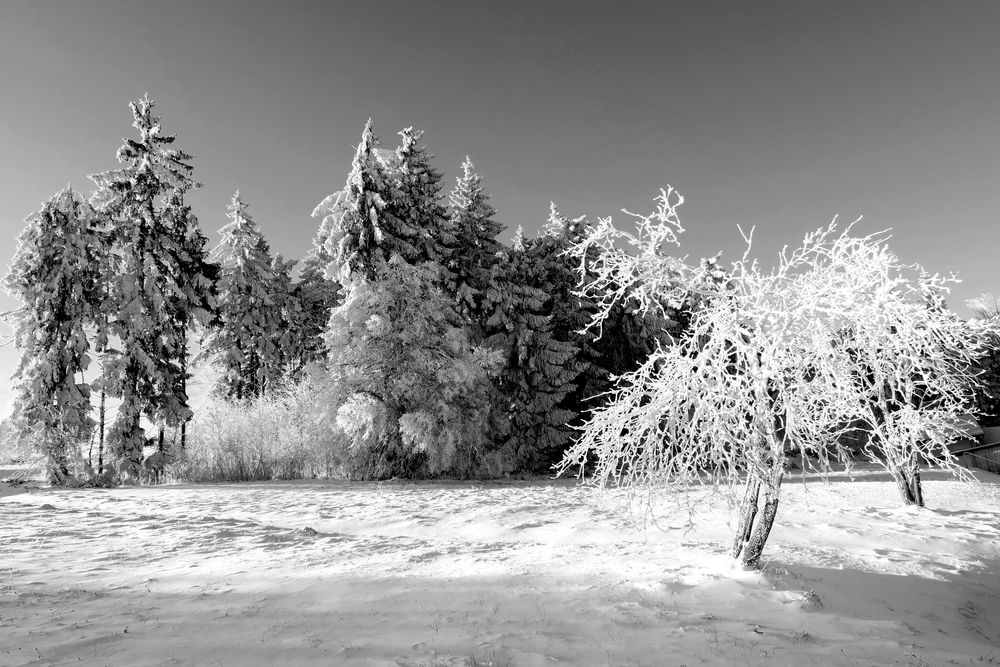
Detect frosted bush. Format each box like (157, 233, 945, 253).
(176, 375, 346, 482)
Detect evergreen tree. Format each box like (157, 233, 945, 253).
(89, 95, 199, 473)
(269, 253, 300, 379)
(160, 190, 218, 449)
(447, 157, 504, 329)
(481, 247, 584, 472)
(287, 253, 340, 377)
(201, 191, 281, 400)
(327, 258, 501, 478)
(313, 119, 421, 283)
(389, 128, 456, 272)
(4, 187, 102, 483)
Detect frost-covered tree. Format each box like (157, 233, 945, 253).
(4, 187, 102, 483)
(557, 188, 995, 567)
(836, 266, 993, 506)
(90, 94, 199, 473)
(201, 192, 281, 400)
(527, 204, 606, 411)
(160, 190, 218, 449)
(313, 120, 422, 283)
(448, 157, 504, 329)
(481, 247, 584, 471)
(287, 253, 340, 377)
(967, 293, 1000, 428)
(390, 127, 456, 270)
(326, 258, 501, 478)
(268, 253, 300, 377)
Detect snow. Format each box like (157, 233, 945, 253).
(2, 468, 999, 666)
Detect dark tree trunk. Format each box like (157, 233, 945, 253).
(893, 465, 924, 507)
(180, 339, 188, 450)
(732, 465, 784, 568)
(98, 389, 106, 475)
(731, 473, 762, 558)
(157, 426, 165, 453)
(741, 482, 781, 567)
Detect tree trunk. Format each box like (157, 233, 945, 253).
(157, 426, 165, 453)
(893, 465, 924, 507)
(741, 482, 781, 568)
(98, 389, 106, 475)
(180, 338, 188, 450)
(731, 473, 762, 559)
(732, 465, 784, 568)
(47, 435, 71, 486)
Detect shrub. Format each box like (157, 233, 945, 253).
(173, 373, 346, 482)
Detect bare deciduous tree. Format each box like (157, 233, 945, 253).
(558, 189, 996, 566)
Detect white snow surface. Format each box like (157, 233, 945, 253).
(2, 468, 999, 666)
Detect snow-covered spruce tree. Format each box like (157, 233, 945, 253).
(160, 189, 218, 450)
(447, 157, 504, 329)
(558, 188, 995, 566)
(268, 253, 300, 377)
(287, 253, 341, 377)
(200, 192, 282, 401)
(313, 120, 422, 283)
(4, 187, 102, 483)
(527, 204, 607, 410)
(481, 245, 584, 472)
(326, 258, 501, 478)
(89, 95, 199, 474)
(390, 128, 457, 272)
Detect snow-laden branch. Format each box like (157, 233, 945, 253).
(563, 187, 693, 336)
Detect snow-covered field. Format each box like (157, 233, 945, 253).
(2, 468, 999, 666)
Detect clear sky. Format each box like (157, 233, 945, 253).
(2, 0, 999, 416)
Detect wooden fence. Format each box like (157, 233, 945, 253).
(962, 443, 1000, 475)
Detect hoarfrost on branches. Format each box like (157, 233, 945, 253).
(557, 189, 998, 566)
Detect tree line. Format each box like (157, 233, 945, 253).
(4, 96, 664, 483)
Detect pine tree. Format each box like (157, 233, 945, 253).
(201, 191, 281, 401)
(389, 128, 456, 272)
(4, 187, 103, 483)
(313, 120, 422, 283)
(287, 253, 340, 377)
(89, 95, 199, 473)
(447, 157, 504, 329)
(481, 247, 584, 472)
(269, 253, 299, 379)
(326, 258, 501, 479)
(160, 190, 218, 449)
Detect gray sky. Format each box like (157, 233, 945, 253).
(2, 0, 999, 415)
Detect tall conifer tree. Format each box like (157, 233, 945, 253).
(4, 188, 102, 483)
(313, 120, 421, 283)
(390, 128, 456, 272)
(160, 190, 218, 449)
(89, 95, 199, 472)
(287, 253, 340, 377)
(447, 157, 504, 329)
(481, 247, 584, 471)
(201, 192, 280, 400)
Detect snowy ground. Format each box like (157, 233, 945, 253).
(2, 467, 999, 666)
